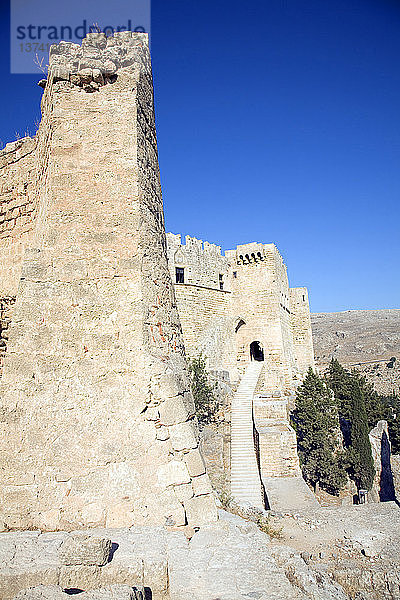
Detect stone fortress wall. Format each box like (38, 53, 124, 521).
(0, 136, 38, 297)
(0, 137, 39, 372)
(0, 31, 314, 533)
(166, 233, 315, 393)
(0, 32, 217, 532)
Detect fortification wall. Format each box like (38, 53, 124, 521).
(166, 233, 229, 290)
(0, 32, 216, 531)
(268, 245, 298, 387)
(167, 235, 315, 391)
(0, 137, 39, 374)
(174, 283, 231, 366)
(290, 287, 315, 375)
(0, 137, 38, 292)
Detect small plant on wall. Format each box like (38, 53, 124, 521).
(188, 355, 220, 426)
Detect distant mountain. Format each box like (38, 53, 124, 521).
(311, 309, 400, 395)
(311, 309, 400, 365)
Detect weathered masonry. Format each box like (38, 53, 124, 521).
(0, 32, 216, 531)
(166, 234, 315, 393)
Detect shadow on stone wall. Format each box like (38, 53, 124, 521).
(380, 431, 397, 503)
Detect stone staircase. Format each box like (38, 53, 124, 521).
(254, 392, 301, 478)
(230, 361, 265, 509)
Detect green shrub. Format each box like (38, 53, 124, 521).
(188, 355, 220, 426)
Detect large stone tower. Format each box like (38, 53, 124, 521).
(0, 33, 216, 531)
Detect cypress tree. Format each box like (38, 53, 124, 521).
(291, 368, 347, 494)
(325, 359, 353, 420)
(325, 359, 375, 491)
(347, 378, 375, 491)
(350, 369, 389, 429)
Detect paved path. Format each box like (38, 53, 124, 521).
(263, 476, 320, 512)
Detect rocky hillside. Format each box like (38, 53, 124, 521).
(311, 309, 400, 394)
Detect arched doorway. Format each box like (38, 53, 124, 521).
(250, 341, 264, 362)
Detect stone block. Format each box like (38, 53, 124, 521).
(169, 422, 197, 452)
(0, 569, 59, 600)
(157, 461, 191, 488)
(191, 474, 213, 497)
(58, 534, 111, 566)
(158, 396, 189, 426)
(99, 563, 143, 589)
(159, 490, 186, 527)
(105, 502, 135, 529)
(174, 483, 194, 503)
(12, 585, 66, 600)
(184, 449, 206, 477)
(142, 553, 168, 595)
(12, 585, 144, 600)
(155, 425, 169, 441)
(83, 585, 144, 600)
(58, 565, 101, 590)
(184, 494, 218, 528)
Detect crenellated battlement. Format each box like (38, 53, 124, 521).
(166, 232, 228, 291)
(225, 242, 287, 267)
(166, 232, 222, 256)
(46, 31, 150, 93)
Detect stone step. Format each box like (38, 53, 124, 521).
(230, 361, 264, 509)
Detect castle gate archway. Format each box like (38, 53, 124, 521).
(250, 341, 264, 362)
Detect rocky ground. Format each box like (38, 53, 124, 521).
(0, 515, 351, 600)
(311, 309, 400, 394)
(352, 360, 400, 396)
(2, 504, 400, 600)
(268, 501, 400, 600)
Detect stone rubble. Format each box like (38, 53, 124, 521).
(0, 517, 355, 600)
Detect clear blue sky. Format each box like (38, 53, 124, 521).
(1, 0, 399, 312)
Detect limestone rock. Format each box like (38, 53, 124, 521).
(157, 460, 191, 488)
(159, 396, 189, 426)
(12, 586, 66, 600)
(270, 545, 349, 600)
(58, 534, 111, 566)
(81, 585, 143, 600)
(191, 474, 213, 496)
(167, 519, 349, 600)
(12, 586, 143, 600)
(169, 422, 198, 451)
(184, 494, 218, 528)
(184, 449, 206, 477)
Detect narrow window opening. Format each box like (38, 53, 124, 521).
(219, 274, 224, 290)
(233, 271, 237, 278)
(175, 267, 184, 284)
